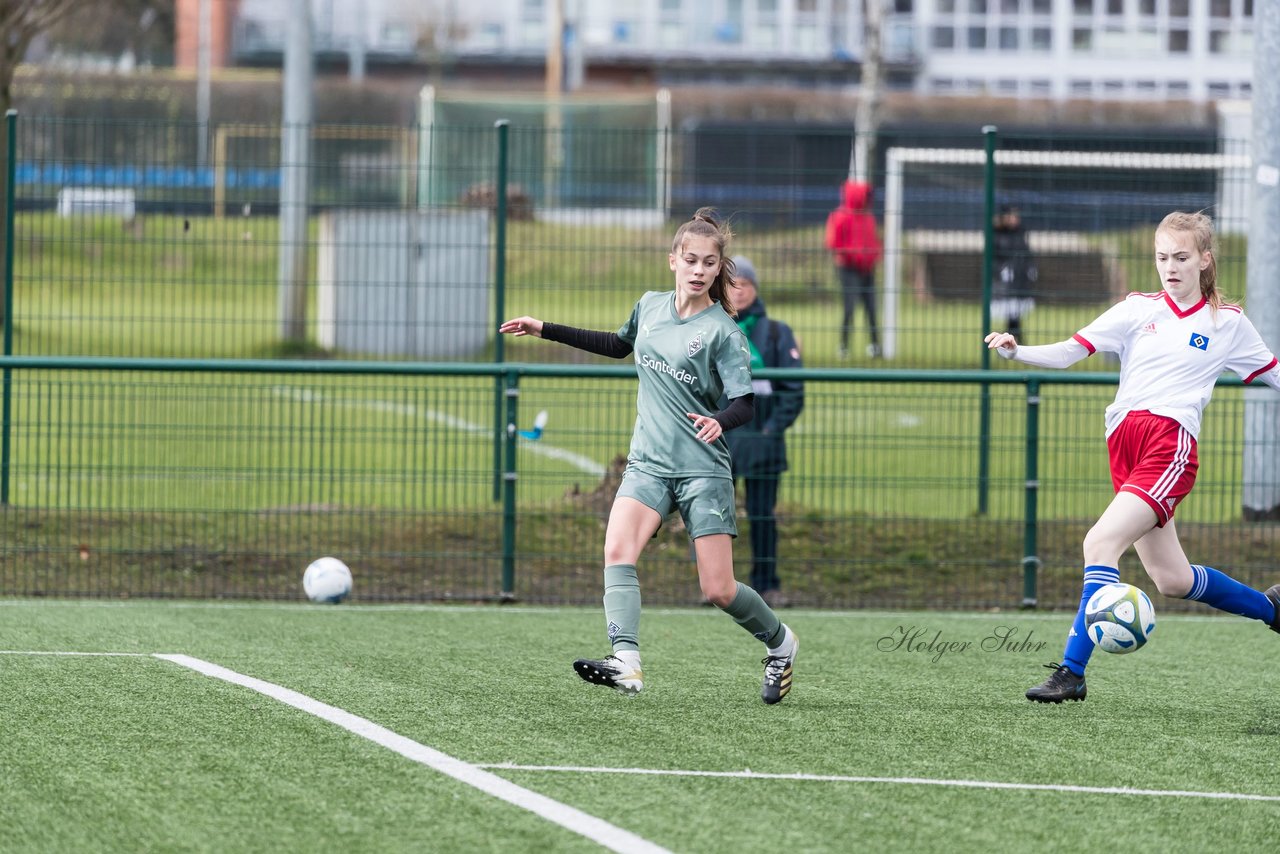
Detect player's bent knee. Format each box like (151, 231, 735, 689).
(700, 582, 737, 609)
(1082, 528, 1126, 567)
(1150, 573, 1192, 599)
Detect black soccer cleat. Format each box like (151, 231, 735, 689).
(573, 655, 643, 695)
(1265, 585, 1280, 634)
(1026, 662, 1087, 704)
(761, 632, 798, 705)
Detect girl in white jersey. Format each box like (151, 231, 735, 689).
(499, 208, 798, 705)
(986, 211, 1280, 703)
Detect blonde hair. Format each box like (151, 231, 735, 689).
(671, 207, 737, 318)
(1156, 210, 1222, 317)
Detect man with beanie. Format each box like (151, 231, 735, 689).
(722, 256, 805, 607)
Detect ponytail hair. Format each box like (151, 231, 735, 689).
(1156, 210, 1222, 318)
(671, 207, 737, 318)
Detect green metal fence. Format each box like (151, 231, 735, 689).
(0, 113, 1271, 608)
(4, 114, 1249, 366)
(0, 357, 1276, 611)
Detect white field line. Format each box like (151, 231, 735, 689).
(5, 651, 1278, 808)
(477, 763, 1280, 804)
(272, 386, 606, 476)
(154, 654, 669, 854)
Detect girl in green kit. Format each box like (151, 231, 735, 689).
(499, 208, 798, 704)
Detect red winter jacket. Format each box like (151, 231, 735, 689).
(824, 180, 882, 273)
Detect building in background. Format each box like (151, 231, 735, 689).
(175, 0, 242, 70)
(174, 0, 1253, 104)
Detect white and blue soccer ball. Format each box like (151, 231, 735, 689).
(303, 556, 352, 604)
(1084, 582, 1155, 654)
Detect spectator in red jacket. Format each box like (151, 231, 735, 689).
(824, 179, 883, 359)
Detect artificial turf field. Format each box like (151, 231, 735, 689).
(2, 599, 1277, 853)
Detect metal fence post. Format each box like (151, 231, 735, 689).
(492, 119, 510, 503)
(1, 110, 16, 506)
(501, 368, 520, 601)
(1022, 377, 1041, 608)
(977, 125, 998, 515)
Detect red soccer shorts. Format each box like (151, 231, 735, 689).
(1107, 410, 1198, 527)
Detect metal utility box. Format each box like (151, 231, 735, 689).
(317, 209, 490, 358)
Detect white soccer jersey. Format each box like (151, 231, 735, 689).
(1074, 291, 1278, 439)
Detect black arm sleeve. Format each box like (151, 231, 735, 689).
(713, 394, 755, 432)
(541, 322, 634, 359)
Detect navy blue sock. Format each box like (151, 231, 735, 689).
(1061, 565, 1120, 676)
(1184, 564, 1276, 622)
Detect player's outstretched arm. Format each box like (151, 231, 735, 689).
(499, 316, 545, 338)
(984, 332, 1090, 369)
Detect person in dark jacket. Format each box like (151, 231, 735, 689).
(992, 204, 1039, 342)
(724, 257, 805, 607)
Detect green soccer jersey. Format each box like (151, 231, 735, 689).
(616, 291, 754, 478)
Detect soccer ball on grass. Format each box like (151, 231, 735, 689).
(1084, 582, 1155, 654)
(303, 556, 352, 603)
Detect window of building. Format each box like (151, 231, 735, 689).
(1032, 0, 1052, 11)
(1209, 0, 1231, 17)
(1029, 79, 1051, 95)
(886, 20, 916, 57)
(1097, 26, 1127, 54)
(967, 26, 987, 49)
(472, 22, 504, 49)
(969, 0, 988, 12)
(937, 0, 956, 12)
(1133, 25, 1162, 55)
(1167, 80, 1189, 97)
(1030, 27, 1052, 50)
(1001, 0, 1020, 12)
(1207, 81, 1232, 98)
(1073, 0, 1093, 13)
(381, 21, 413, 50)
(748, 26, 780, 49)
(933, 77, 956, 93)
(795, 22, 821, 50)
(717, 0, 743, 43)
(1102, 79, 1124, 95)
(1169, 0, 1190, 17)
(996, 78, 1018, 94)
(1072, 28, 1092, 50)
(893, 0, 914, 11)
(1167, 28, 1189, 52)
(659, 0, 682, 48)
(932, 26, 956, 49)
(1106, 0, 1123, 13)
(519, 14, 544, 49)
(999, 27, 1018, 49)
(1138, 0, 1156, 14)
(1070, 79, 1093, 96)
(613, 18, 637, 44)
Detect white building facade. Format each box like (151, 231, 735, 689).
(231, 0, 1255, 103)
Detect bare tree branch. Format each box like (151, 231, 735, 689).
(0, 0, 111, 113)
